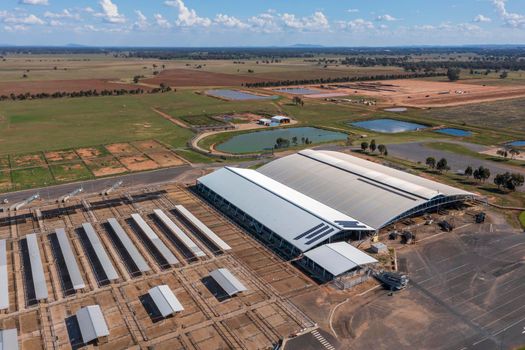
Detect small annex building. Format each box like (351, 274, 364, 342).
(301, 242, 378, 282)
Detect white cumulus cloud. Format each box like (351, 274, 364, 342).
(154, 14, 172, 29)
(214, 14, 248, 29)
(281, 11, 329, 31)
(5, 14, 45, 25)
(493, 0, 525, 28)
(376, 14, 399, 22)
(44, 9, 79, 20)
(133, 10, 149, 30)
(18, 0, 48, 5)
(96, 0, 126, 24)
(165, 0, 211, 27)
(474, 14, 491, 22)
(338, 18, 375, 31)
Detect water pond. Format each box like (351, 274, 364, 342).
(216, 127, 347, 153)
(206, 89, 276, 100)
(351, 119, 427, 133)
(434, 128, 472, 137)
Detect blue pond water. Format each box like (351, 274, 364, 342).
(434, 128, 472, 137)
(274, 88, 320, 95)
(351, 119, 427, 133)
(507, 140, 525, 147)
(216, 127, 347, 154)
(206, 89, 276, 100)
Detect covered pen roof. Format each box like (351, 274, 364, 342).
(76, 305, 109, 344)
(304, 242, 378, 277)
(209, 268, 247, 296)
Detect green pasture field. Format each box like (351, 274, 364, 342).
(0, 170, 11, 191)
(50, 163, 93, 183)
(0, 93, 194, 155)
(179, 115, 226, 126)
(11, 166, 54, 190)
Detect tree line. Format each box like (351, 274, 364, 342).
(425, 157, 524, 192)
(244, 72, 446, 88)
(0, 85, 172, 102)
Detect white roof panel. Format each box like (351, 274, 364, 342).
(107, 218, 150, 273)
(130, 214, 179, 266)
(258, 150, 474, 229)
(174, 205, 231, 251)
(76, 305, 109, 344)
(228, 167, 371, 231)
(148, 285, 184, 317)
(82, 223, 119, 281)
(25, 234, 48, 301)
(304, 242, 378, 276)
(0, 240, 8, 310)
(198, 168, 364, 252)
(209, 268, 247, 296)
(153, 209, 206, 258)
(0, 329, 18, 350)
(55, 229, 85, 290)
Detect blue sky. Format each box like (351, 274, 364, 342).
(0, 0, 524, 46)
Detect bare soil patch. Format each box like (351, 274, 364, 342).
(84, 156, 127, 177)
(145, 151, 184, 167)
(44, 150, 80, 163)
(143, 68, 272, 87)
(76, 147, 103, 160)
(11, 153, 46, 168)
(132, 139, 165, 152)
(0, 79, 148, 95)
(296, 79, 525, 107)
(119, 155, 159, 171)
(106, 142, 141, 156)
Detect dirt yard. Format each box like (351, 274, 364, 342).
(118, 155, 159, 171)
(292, 79, 525, 107)
(44, 150, 80, 163)
(143, 68, 273, 87)
(106, 143, 141, 156)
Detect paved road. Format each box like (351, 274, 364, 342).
(0, 165, 194, 206)
(387, 141, 525, 191)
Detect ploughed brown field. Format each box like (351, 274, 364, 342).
(143, 68, 274, 87)
(0, 79, 149, 95)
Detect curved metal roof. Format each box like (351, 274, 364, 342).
(258, 150, 474, 229)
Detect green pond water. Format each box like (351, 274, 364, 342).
(216, 127, 347, 153)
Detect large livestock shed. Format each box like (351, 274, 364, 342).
(196, 149, 475, 258)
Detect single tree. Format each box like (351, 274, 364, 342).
(361, 141, 369, 152)
(292, 96, 303, 106)
(426, 157, 436, 169)
(473, 166, 491, 183)
(464, 165, 473, 178)
(378, 144, 386, 155)
(447, 67, 461, 82)
(500, 71, 508, 79)
(436, 158, 450, 173)
(369, 139, 377, 153)
(292, 136, 298, 145)
(509, 148, 520, 159)
(496, 149, 508, 158)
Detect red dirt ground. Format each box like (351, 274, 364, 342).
(0, 79, 149, 96)
(143, 69, 274, 87)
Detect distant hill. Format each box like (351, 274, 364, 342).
(289, 44, 324, 48)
